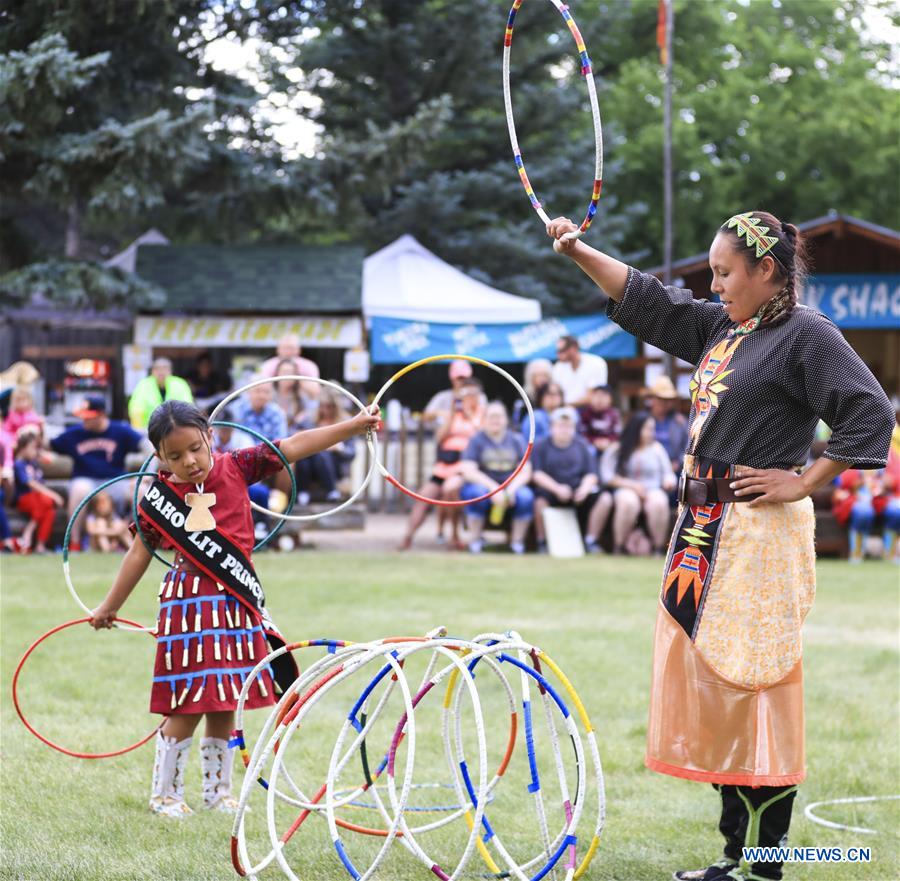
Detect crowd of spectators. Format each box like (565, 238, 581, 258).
(0, 334, 339, 554)
(400, 340, 688, 556)
(831, 458, 900, 564)
(2, 329, 898, 560)
(400, 339, 900, 559)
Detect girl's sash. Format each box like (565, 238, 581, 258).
(139, 479, 298, 694)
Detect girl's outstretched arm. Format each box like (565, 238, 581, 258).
(278, 406, 381, 465)
(90, 539, 152, 629)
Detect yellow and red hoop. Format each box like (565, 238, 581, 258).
(370, 354, 535, 507)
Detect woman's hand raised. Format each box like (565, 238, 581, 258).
(547, 217, 580, 255)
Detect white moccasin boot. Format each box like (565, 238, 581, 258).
(200, 736, 239, 813)
(149, 731, 194, 818)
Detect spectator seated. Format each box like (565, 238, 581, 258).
(459, 402, 533, 554)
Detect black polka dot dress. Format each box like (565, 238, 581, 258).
(608, 267, 895, 472)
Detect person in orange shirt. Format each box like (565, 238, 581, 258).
(399, 378, 485, 550)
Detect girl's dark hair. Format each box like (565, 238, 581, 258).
(536, 382, 564, 411)
(14, 428, 40, 455)
(616, 410, 653, 476)
(147, 400, 210, 452)
(720, 210, 809, 312)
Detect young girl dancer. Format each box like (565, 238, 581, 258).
(90, 399, 379, 817)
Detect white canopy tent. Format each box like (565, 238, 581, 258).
(362, 234, 541, 324)
(104, 228, 170, 272)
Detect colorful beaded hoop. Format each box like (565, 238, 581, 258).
(503, 0, 604, 240)
(370, 354, 535, 507)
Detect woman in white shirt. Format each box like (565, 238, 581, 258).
(597, 410, 676, 553)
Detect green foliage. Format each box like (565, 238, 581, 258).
(0, 259, 166, 310)
(260, 0, 630, 310)
(603, 0, 900, 262)
(0, 32, 109, 155)
(257, 0, 899, 310)
(0, 2, 296, 302)
(0, 1, 279, 271)
(1, 0, 897, 312)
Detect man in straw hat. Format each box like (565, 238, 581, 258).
(643, 374, 689, 475)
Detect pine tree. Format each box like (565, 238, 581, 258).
(0, 1, 284, 305)
(265, 0, 628, 311)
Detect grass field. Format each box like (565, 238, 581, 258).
(2, 551, 898, 881)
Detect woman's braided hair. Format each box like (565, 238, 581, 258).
(720, 210, 809, 325)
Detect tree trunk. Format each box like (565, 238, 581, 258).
(64, 199, 83, 258)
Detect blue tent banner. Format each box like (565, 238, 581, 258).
(805, 274, 900, 329)
(369, 313, 637, 364)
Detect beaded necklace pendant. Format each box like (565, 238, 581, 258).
(728, 314, 762, 338)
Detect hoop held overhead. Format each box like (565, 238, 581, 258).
(503, 0, 604, 241)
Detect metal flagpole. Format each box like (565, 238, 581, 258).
(662, 0, 675, 379)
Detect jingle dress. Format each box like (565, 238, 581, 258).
(133, 442, 284, 716)
(607, 267, 894, 786)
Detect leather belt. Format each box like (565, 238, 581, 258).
(677, 473, 762, 506)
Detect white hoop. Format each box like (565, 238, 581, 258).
(503, 0, 604, 241)
(804, 794, 900, 835)
(231, 630, 606, 881)
(209, 375, 378, 523)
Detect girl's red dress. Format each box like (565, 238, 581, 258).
(134, 442, 283, 715)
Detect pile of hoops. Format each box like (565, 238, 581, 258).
(230, 628, 605, 881)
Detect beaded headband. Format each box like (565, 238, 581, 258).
(723, 212, 779, 258)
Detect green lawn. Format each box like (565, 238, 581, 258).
(2, 552, 898, 881)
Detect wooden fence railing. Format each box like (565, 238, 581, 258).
(347, 417, 437, 513)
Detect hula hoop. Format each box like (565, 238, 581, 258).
(231, 632, 605, 881)
(371, 354, 535, 507)
(209, 375, 378, 523)
(503, 0, 603, 240)
(131, 420, 296, 565)
(338, 783, 496, 814)
(804, 795, 900, 835)
(63, 470, 160, 632)
(11, 617, 161, 759)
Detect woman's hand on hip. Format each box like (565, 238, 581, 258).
(730, 468, 808, 508)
